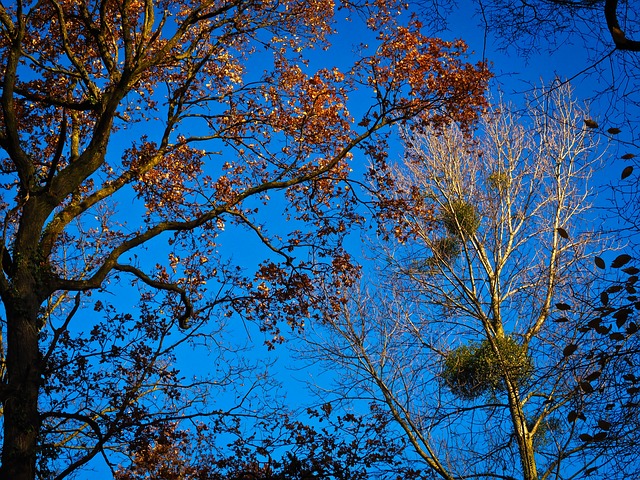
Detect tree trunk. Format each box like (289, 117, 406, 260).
(507, 386, 538, 480)
(1, 290, 43, 480)
(519, 438, 538, 480)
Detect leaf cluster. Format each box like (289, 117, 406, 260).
(427, 236, 461, 267)
(487, 170, 510, 193)
(115, 403, 424, 480)
(415, 200, 480, 272)
(555, 254, 640, 459)
(587, 253, 639, 338)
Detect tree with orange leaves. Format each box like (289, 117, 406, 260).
(0, 1, 489, 478)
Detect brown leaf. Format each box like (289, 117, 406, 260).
(594, 256, 606, 269)
(607, 127, 621, 134)
(614, 308, 631, 328)
(579, 433, 592, 442)
(556, 227, 569, 239)
(585, 371, 601, 382)
(588, 318, 602, 329)
(580, 381, 594, 393)
(584, 119, 599, 129)
(621, 165, 633, 179)
(563, 344, 578, 356)
(593, 431, 608, 442)
(611, 254, 632, 268)
(621, 153, 635, 160)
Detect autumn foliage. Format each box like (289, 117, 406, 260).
(0, 0, 489, 478)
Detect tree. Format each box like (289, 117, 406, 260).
(307, 84, 640, 479)
(610, 146, 640, 245)
(410, 0, 640, 64)
(0, 1, 491, 478)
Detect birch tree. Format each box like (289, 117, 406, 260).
(308, 84, 640, 479)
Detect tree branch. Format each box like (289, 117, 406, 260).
(113, 263, 193, 329)
(604, 0, 640, 51)
(39, 410, 106, 480)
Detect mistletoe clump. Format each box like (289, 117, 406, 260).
(415, 236, 462, 273)
(529, 417, 562, 450)
(487, 171, 511, 194)
(441, 335, 533, 400)
(431, 236, 461, 262)
(441, 199, 481, 237)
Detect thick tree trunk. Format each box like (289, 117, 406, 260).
(1, 290, 43, 480)
(0, 191, 56, 480)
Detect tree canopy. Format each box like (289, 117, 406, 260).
(2, 0, 639, 479)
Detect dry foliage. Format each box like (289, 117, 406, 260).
(0, 1, 491, 478)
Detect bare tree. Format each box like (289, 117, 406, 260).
(306, 83, 640, 479)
